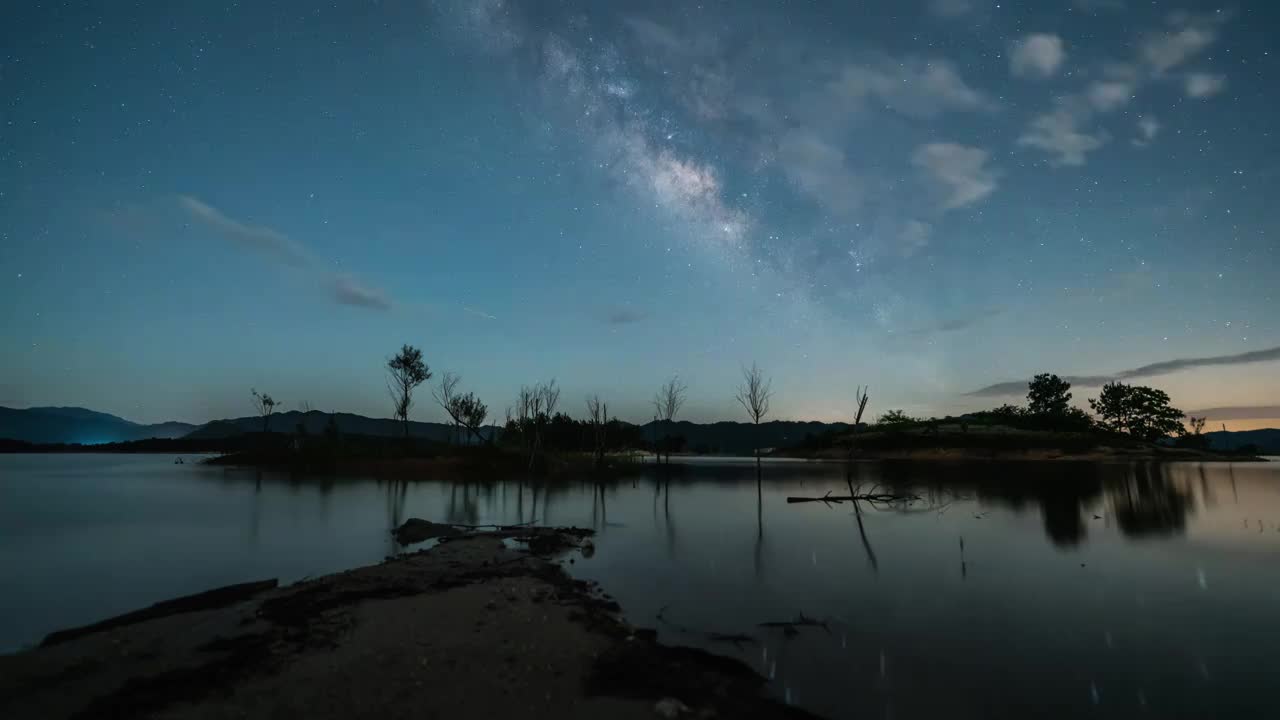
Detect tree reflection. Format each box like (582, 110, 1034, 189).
(846, 465, 878, 573)
(755, 463, 764, 579)
(1109, 463, 1193, 538)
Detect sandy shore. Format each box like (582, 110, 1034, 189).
(0, 526, 816, 720)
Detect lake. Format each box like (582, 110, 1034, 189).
(2, 454, 1278, 718)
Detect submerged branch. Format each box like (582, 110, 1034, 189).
(786, 490, 921, 505)
(757, 613, 830, 636)
(656, 606, 757, 647)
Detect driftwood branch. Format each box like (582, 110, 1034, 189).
(656, 606, 757, 647)
(757, 613, 830, 636)
(786, 490, 920, 505)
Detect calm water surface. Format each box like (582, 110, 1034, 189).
(2, 453, 1279, 718)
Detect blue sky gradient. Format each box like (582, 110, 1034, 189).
(3, 1, 1277, 426)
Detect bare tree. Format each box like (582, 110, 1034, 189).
(251, 388, 279, 433)
(854, 386, 870, 426)
(586, 394, 608, 466)
(652, 376, 687, 464)
(298, 400, 315, 413)
(433, 371, 464, 444)
(514, 386, 537, 461)
(516, 380, 559, 469)
(849, 385, 870, 460)
(734, 362, 772, 462)
(457, 392, 489, 444)
(386, 344, 431, 439)
(537, 380, 560, 418)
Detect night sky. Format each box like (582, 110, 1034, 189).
(3, 1, 1278, 428)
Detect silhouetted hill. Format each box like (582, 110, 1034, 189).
(7, 403, 1274, 457)
(0, 406, 197, 445)
(182, 410, 483, 444)
(1205, 429, 1280, 454)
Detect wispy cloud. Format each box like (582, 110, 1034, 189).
(1018, 12, 1227, 166)
(181, 195, 392, 311)
(927, 0, 973, 18)
(777, 128, 865, 216)
(1010, 34, 1066, 78)
(1073, 0, 1126, 11)
(912, 143, 999, 209)
(1185, 72, 1226, 98)
(969, 345, 1280, 396)
(1133, 115, 1161, 147)
(1086, 81, 1133, 112)
(1018, 101, 1109, 167)
(179, 196, 311, 266)
(908, 306, 1005, 335)
(829, 57, 992, 117)
(330, 274, 391, 310)
(604, 307, 646, 326)
(463, 306, 498, 321)
(898, 220, 933, 256)
(1184, 406, 1280, 421)
(1140, 20, 1216, 74)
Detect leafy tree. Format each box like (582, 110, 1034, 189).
(1187, 416, 1207, 436)
(1027, 373, 1072, 416)
(1088, 382, 1184, 442)
(1178, 415, 1210, 450)
(990, 404, 1026, 420)
(386, 344, 431, 439)
(251, 388, 279, 433)
(877, 409, 917, 426)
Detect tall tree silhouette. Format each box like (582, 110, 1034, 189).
(251, 388, 279, 433)
(1027, 373, 1072, 415)
(586, 394, 608, 467)
(735, 362, 772, 467)
(652, 375, 687, 464)
(1089, 382, 1184, 441)
(433, 371, 464, 444)
(386, 344, 431, 439)
(849, 385, 870, 460)
(457, 392, 488, 444)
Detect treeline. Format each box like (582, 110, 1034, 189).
(799, 374, 1218, 454)
(247, 345, 785, 469)
(244, 343, 1218, 468)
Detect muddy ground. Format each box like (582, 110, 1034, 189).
(0, 525, 818, 720)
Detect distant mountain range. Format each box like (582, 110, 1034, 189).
(0, 407, 196, 445)
(184, 410, 466, 443)
(2, 406, 1277, 455)
(1, 405, 849, 453)
(1204, 429, 1280, 454)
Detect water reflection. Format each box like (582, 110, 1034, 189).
(1111, 464, 1194, 538)
(4, 454, 1279, 718)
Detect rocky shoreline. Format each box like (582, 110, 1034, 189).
(0, 525, 817, 720)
